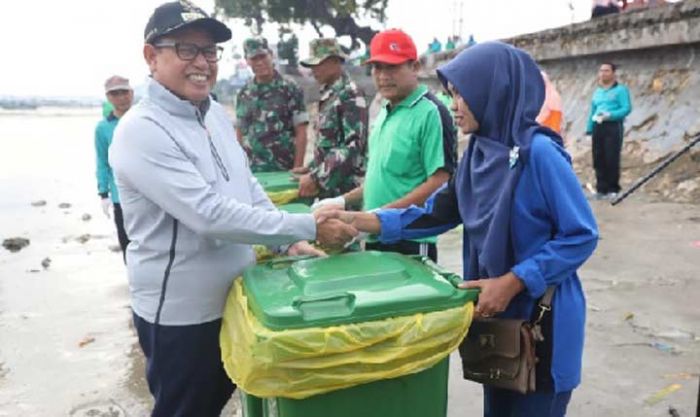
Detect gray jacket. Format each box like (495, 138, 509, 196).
(110, 78, 316, 325)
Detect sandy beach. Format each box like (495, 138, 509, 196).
(0, 108, 698, 416)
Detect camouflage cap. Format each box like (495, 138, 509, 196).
(243, 37, 270, 59)
(300, 38, 347, 67)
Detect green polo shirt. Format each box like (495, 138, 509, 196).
(363, 84, 456, 244)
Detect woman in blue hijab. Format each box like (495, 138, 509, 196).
(316, 42, 598, 416)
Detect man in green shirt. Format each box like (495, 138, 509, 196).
(314, 29, 456, 261)
(235, 37, 309, 172)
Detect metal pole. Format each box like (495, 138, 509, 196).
(610, 134, 700, 206)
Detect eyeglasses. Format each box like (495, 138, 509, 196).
(154, 41, 223, 63)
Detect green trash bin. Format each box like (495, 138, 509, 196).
(238, 251, 477, 417)
(277, 203, 310, 214)
(253, 171, 312, 205)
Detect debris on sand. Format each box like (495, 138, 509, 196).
(78, 336, 96, 348)
(2, 237, 30, 253)
(58, 202, 71, 209)
(81, 213, 92, 222)
(30, 200, 47, 207)
(650, 341, 678, 354)
(69, 400, 127, 417)
(41, 257, 51, 269)
(663, 372, 700, 380)
(61, 234, 110, 245)
(76, 234, 91, 244)
(645, 383, 682, 405)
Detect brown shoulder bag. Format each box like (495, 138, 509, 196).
(458, 287, 555, 394)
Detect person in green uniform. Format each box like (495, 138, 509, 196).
(235, 37, 309, 172)
(295, 38, 368, 199)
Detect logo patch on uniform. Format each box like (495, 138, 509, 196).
(181, 12, 204, 22)
(509, 146, 520, 169)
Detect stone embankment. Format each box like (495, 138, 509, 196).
(421, 0, 700, 202)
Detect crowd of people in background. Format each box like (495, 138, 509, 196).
(426, 34, 476, 55)
(591, 0, 668, 18)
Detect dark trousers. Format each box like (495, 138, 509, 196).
(133, 313, 236, 417)
(365, 240, 438, 263)
(591, 121, 623, 194)
(483, 387, 572, 417)
(113, 203, 130, 264)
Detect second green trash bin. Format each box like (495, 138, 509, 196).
(253, 171, 312, 205)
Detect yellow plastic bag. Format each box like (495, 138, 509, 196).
(267, 189, 300, 206)
(253, 245, 275, 262)
(220, 279, 473, 399)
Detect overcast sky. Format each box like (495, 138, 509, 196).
(1, 0, 595, 98)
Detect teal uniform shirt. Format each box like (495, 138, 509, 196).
(95, 112, 120, 203)
(586, 82, 632, 134)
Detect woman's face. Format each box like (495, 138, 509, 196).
(448, 83, 479, 134)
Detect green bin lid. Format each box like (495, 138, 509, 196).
(254, 171, 299, 193)
(242, 251, 478, 330)
(278, 203, 311, 214)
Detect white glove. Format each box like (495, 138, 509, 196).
(344, 231, 370, 248)
(593, 112, 609, 124)
(311, 196, 346, 211)
(100, 198, 112, 219)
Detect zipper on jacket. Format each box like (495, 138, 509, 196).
(154, 219, 179, 327)
(196, 110, 230, 182)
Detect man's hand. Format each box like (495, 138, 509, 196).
(298, 174, 319, 197)
(314, 213, 358, 249)
(593, 112, 610, 124)
(100, 198, 112, 219)
(291, 166, 310, 175)
(314, 209, 382, 235)
(286, 240, 326, 257)
(459, 272, 525, 318)
(314, 207, 355, 225)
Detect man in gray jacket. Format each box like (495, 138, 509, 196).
(109, 2, 357, 416)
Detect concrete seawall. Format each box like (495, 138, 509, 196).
(420, 0, 700, 202)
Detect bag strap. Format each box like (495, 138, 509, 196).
(533, 286, 556, 326)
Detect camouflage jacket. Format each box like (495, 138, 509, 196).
(236, 72, 309, 172)
(309, 72, 368, 198)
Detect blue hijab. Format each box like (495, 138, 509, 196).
(436, 42, 564, 279)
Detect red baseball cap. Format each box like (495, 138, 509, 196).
(364, 29, 417, 65)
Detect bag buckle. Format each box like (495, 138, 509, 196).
(534, 303, 551, 326)
(478, 334, 496, 348)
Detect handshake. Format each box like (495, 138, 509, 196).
(311, 196, 380, 250)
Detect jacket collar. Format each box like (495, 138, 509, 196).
(146, 77, 211, 119)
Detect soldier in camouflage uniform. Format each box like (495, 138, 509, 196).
(297, 38, 368, 199)
(235, 37, 309, 172)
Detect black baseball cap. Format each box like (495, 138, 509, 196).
(144, 1, 232, 44)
